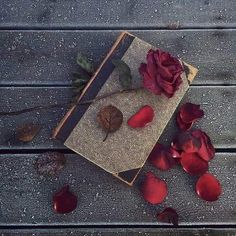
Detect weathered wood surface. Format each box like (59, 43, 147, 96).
(0, 30, 236, 85)
(0, 0, 235, 29)
(0, 153, 235, 225)
(0, 228, 236, 236)
(0, 86, 235, 150)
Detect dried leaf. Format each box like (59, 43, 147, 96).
(77, 53, 94, 74)
(112, 59, 132, 89)
(16, 123, 41, 142)
(97, 105, 123, 141)
(34, 152, 66, 176)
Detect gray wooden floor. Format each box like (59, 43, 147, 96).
(0, 1, 235, 235)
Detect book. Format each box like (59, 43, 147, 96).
(53, 32, 198, 186)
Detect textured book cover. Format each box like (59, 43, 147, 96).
(53, 32, 198, 185)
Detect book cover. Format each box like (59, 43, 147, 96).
(53, 32, 198, 185)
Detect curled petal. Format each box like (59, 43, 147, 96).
(171, 132, 201, 153)
(149, 143, 177, 170)
(196, 173, 222, 201)
(169, 147, 181, 159)
(128, 105, 154, 128)
(180, 152, 208, 176)
(53, 185, 78, 214)
(177, 103, 204, 131)
(157, 207, 179, 226)
(141, 172, 168, 204)
(192, 129, 215, 161)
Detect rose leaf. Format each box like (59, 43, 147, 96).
(112, 59, 132, 89)
(97, 105, 123, 141)
(77, 53, 94, 74)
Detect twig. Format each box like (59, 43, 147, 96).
(0, 87, 142, 117)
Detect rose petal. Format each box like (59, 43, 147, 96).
(157, 207, 179, 226)
(141, 172, 168, 204)
(149, 143, 177, 170)
(171, 132, 201, 153)
(191, 129, 215, 161)
(180, 152, 208, 176)
(53, 185, 78, 214)
(196, 173, 222, 201)
(176, 112, 192, 131)
(128, 105, 154, 128)
(169, 147, 181, 159)
(180, 103, 204, 124)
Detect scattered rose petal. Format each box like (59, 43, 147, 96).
(170, 147, 181, 159)
(16, 123, 41, 142)
(34, 152, 66, 176)
(141, 172, 168, 204)
(192, 129, 215, 161)
(176, 103, 204, 131)
(128, 105, 154, 128)
(180, 152, 208, 176)
(53, 185, 78, 214)
(157, 207, 179, 226)
(171, 132, 201, 153)
(139, 49, 183, 98)
(196, 173, 221, 201)
(149, 143, 177, 170)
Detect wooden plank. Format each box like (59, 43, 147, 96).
(0, 86, 235, 150)
(0, 228, 235, 236)
(0, 153, 235, 225)
(0, 30, 236, 85)
(0, 1, 235, 28)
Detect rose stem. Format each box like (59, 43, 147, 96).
(0, 88, 142, 117)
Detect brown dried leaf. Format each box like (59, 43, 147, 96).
(34, 152, 66, 176)
(97, 105, 123, 141)
(16, 123, 41, 142)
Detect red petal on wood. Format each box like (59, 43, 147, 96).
(180, 152, 208, 176)
(171, 132, 201, 153)
(196, 173, 222, 201)
(141, 172, 168, 204)
(127, 105, 154, 128)
(149, 143, 177, 170)
(53, 185, 78, 214)
(192, 129, 215, 161)
(157, 207, 179, 226)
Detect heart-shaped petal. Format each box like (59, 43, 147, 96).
(141, 172, 168, 204)
(53, 185, 78, 214)
(196, 173, 222, 201)
(127, 105, 154, 128)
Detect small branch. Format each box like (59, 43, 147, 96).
(0, 87, 142, 117)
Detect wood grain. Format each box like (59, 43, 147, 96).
(0, 86, 235, 150)
(0, 30, 236, 85)
(0, 153, 235, 225)
(0, 228, 235, 236)
(0, 0, 235, 28)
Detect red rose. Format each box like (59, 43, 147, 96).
(176, 103, 204, 131)
(141, 172, 168, 204)
(139, 49, 184, 98)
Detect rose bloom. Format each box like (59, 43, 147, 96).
(139, 49, 184, 98)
